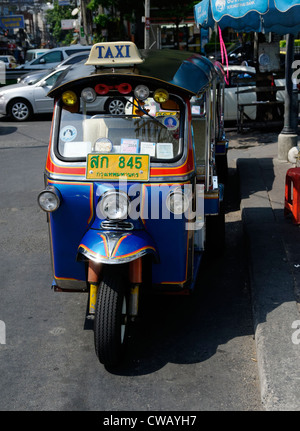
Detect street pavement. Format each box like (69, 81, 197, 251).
(1, 115, 299, 410)
(227, 127, 300, 411)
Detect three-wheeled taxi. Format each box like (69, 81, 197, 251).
(38, 42, 227, 367)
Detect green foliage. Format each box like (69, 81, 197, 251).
(150, 0, 197, 22)
(148, 0, 197, 48)
(87, 0, 142, 41)
(45, 0, 198, 45)
(280, 39, 300, 47)
(93, 14, 110, 28)
(46, 0, 74, 45)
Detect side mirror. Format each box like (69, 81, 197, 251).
(39, 58, 46, 64)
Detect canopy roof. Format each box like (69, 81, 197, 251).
(194, 0, 300, 34)
(48, 45, 222, 99)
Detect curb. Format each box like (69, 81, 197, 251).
(237, 157, 300, 411)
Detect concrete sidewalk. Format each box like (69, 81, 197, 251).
(227, 129, 300, 411)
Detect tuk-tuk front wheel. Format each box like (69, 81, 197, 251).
(94, 268, 128, 367)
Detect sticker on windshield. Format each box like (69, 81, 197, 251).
(161, 116, 179, 131)
(60, 125, 77, 142)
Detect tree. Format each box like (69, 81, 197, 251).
(85, 0, 197, 47)
(151, 0, 198, 49)
(46, 1, 74, 46)
(87, 0, 143, 43)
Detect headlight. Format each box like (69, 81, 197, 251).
(154, 88, 169, 103)
(38, 187, 61, 212)
(166, 189, 189, 215)
(93, 138, 113, 153)
(62, 90, 77, 106)
(81, 87, 97, 103)
(99, 190, 130, 220)
(134, 85, 149, 101)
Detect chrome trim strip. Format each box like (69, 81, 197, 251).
(45, 171, 197, 183)
(78, 246, 156, 264)
(53, 278, 88, 291)
(101, 220, 134, 230)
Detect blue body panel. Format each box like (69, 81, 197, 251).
(204, 194, 219, 215)
(48, 180, 94, 282)
(79, 228, 158, 263)
(143, 217, 190, 284)
(140, 183, 193, 285)
(48, 180, 194, 287)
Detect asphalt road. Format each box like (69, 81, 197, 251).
(0, 115, 262, 411)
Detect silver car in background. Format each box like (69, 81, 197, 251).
(0, 67, 68, 121)
(0, 64, 127, 121)
(16, 52, 90, 84)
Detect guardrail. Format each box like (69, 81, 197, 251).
(0, 68, 44, 85)
(236, 78, 287, 132)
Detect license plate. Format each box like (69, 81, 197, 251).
(86, 154, 150, 181)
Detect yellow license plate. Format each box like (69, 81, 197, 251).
(86, 154, 150, 181)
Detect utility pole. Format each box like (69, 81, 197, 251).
(80, 0, 92, 45)
(144, 0, 150, 49)
(278, 34, 298, 160)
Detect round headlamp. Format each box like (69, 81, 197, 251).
(134, 85, 149, 101)
(166, 189, 189, 215)
(62, 90, 77, 106)
(100, 190, 130, 220)
(38, 187, 61, 212)
(93, 138, 113, 153)
(81, 87, 97, 103)
(154, 88, 169, 104)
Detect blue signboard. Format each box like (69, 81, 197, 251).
(0, 15, 25, 29)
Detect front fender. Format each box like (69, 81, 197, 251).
(78, 229, 159, 264)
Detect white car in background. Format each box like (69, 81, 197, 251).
(17, 45, 93, 70)
(223, 65, 299, 122)
(0, 55, 17, 70)
(16, 52, 90, 85)
(192, 65, 258, 122)
(0, 65, 127, 121)
(24, 49, 50, 63)
(224, 65, 257, 121)
(0, 67, 68, 121)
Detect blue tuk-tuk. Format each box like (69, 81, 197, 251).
(38, 42, 227, 367)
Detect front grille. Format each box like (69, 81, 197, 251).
(101, 220, 134, 231)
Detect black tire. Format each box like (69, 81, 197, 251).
(94, 267, 128, 367)
(104, 97, 126, 115)
(8, 98, 32, 121)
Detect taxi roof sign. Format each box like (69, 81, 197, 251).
(85, 42, 144, 67)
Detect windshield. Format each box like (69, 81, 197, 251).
(56, 94, 184, 162)
(20, 72, 49, 85)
